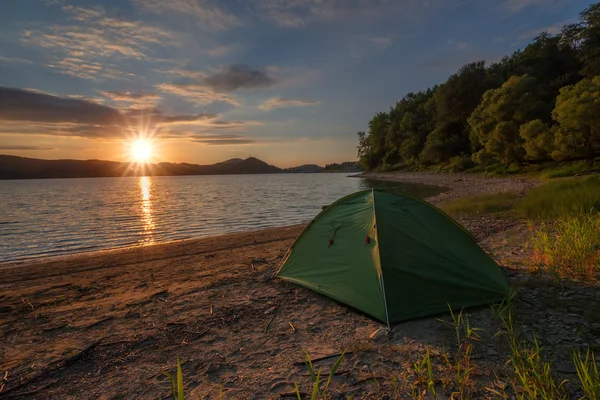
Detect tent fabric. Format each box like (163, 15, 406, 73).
(276, 189, 510, 326)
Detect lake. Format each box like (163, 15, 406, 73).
(0, 174, 446, 262)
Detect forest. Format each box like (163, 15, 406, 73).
(357, 3, 600, 172)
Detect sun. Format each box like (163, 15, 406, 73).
(131, 139, 152, 163)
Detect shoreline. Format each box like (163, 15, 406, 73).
(4, 171, 589, 399)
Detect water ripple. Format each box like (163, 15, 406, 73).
(0, 174, 445, 263)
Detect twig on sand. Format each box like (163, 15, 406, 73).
(0, 370, 8, 393)
(264, 304, 280, 333)
(293, 352, 354, 366)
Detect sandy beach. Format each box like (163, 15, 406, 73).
(1, 173, 598, 399)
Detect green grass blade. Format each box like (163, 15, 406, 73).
(294, 382, 302, 400)
(324, 349, 347, 390)
(311, 370, 321, 400)
(176, 358, 184, 400)
(162, 372, 176, 400)
(305, 350, 316, 382)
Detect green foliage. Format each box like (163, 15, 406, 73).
(515, 175, 600, 219)
(357, 1, 600, 171)
(469, 75, 551, 165)
(498, 312, 568, 400)
(520, 119, 555, 161)
(295, 349, 347, 399)
(573, 349, 600, 399)
(552, 77, 600, 161)
(441, 192, 519, 216)
(162, 358, 185, 400)
(529, 214, 600, 280)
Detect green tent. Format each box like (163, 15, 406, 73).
(276, 189, 510, 327)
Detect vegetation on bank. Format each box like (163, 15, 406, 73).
(357, 3, 600, 173)
(442, 175, 600, 282)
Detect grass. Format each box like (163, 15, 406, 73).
(516, 175, 600, 220)
(529, 214, 600, 280)
(573, 349, 600, 399)
(441, 192, 520, 216)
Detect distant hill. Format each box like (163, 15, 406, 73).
(285, 164, 324, 173)
(0, 155, 283, 180)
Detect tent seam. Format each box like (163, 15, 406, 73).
(372, 189, 391, 329)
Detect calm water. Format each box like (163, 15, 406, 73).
(0, 174, 446, 262)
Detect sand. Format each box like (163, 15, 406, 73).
(1, 172, 596, 399)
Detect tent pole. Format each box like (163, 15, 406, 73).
(372, 189, 392, 330)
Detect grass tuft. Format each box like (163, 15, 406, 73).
(516, 175, 600, 220)
(573, 349, 600, 399)
(529, 215, 600, 280)
(441, 192, 520, 216)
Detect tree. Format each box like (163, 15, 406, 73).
(578, 3, 600, 77)
(468, 75, 551, 165)
(420, 120, 467, 165)
(519, 119, 554, 161)
(552, 76, 600, 160)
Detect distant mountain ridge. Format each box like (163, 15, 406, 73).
(0, 155, 282, 180)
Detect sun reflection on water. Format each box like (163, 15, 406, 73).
(139, 176, 155, 244)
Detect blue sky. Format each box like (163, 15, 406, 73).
(0, 0, 594, 167)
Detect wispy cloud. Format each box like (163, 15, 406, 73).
(252, 0, 424, 28)
(259, 97, 319, 110)
(367, 36, 393, 50)
(132, 0, 240, 31)
(518, 19, 573, 39)
(505, 0, 559, 12)
(0, 145, 54, 151)
(102, 91, 162, 102)
(156, 83, 241, 106)
(447, 38, 470, 50)
(21, 4, 176, 80)
(0, 55, 33, 64)
(207, 45, 234, 57)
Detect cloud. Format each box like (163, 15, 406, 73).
(132, 0, 240, 31)
(156, 83, 241, 106)
(0, 86, 219, 139)
(0, 145, 54, 151)
(259, 97, 319, 110)
(0, 56, 33, 64)
(0, 86, 124, 125)
(447, 38, 470, 50)
(505, 0, 558, 12)
(203, 65, 277, 92)
(252, 0, 423, 28)
(367, 36, 393, 50)
(192, 138, 256, 145)
(102, 91, 162, 106)
(21, 4, 176, 80)
(207, 45, 234, 57)
(518, 19, 573, 40)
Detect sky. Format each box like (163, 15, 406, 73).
(0, 0, 595, 168)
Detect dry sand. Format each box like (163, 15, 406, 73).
(1, 173, 598, 399)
